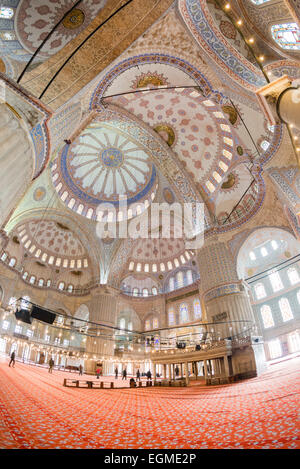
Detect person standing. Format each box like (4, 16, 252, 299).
(175, 365, 179, 378)
(9, 351, 15, 367)
(96, 367, 100, 379)
(48, 358, 54, 373)
(122, 368, 127, 380)
(115, 366, 118, 379)
(79, 364, 83, 376)
(146, 370, 152, 381)
(136, 369, 141, 382)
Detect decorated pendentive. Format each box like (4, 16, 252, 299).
(51, 121, 158, 221)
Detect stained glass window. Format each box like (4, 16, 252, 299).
(194, 299, 202, 319)
(279, 298, 294, 322)
(145, 320, 151, 331)
(269, 271, 283, 292)
(169, 277, 175, 292)
(187, 270, 193, 285)
(260, 305, 274, 329)
(0, 31, 16, 41)
(288, 332, 300, 353)
(0, 7, 14, 19)
(176, 271, 184, 288)
(287, 267, 300, 285)
(255, 283, 267, 300)
(153, 318, 158, 329)
(271, 23, 300, 50)
(168, 309, 175, 326)
(180, 303, 189, 323)
(268, 338, 282, 359)
(250, 0, 271, 4)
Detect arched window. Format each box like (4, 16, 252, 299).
(287, 267, 300, 286)
(260, 305, 274, 329)
(250, 0, 270, 4)
(260, 140, 270, 151)
(152, 286, 158, 296)
(67, 284, 74, 293)
(249, 251, 256, 261)
(38, 279, 44, 287)
(279, 298, 293, 322)
(288, 332, 300, 353)
(168, 309, 175, 326)
(179, 303, 189, 323)
(9, 258, 16, 267)
(29, 276, 36, 285)
(169, 277, 175, 292)
(268, 339, 282, 359)
(254, 283, 267, 300)
(187, 270, 193, 285)
(119, 318, 125, 330)
(153, 318, 158, 329)
(176, 271, 184, 288)
(132, 287, 139, 297)
(145, 320, 151, 331)
(297, 290, 300, 305)
(58, 282, 65, 291)
(271, 240, 278, 250)
(143, 288, 149, 297)
(269, 272, 283, 292)
(260, 247, 268, 257)
(128, 322, 132, 331)
(193, 299, 202, 319)
(0, 7, 14, 19)
(271, 23, 300, 50)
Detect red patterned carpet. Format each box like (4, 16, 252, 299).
(0, 356, 299, 449)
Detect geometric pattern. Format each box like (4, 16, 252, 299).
(0, 358, 299, 448)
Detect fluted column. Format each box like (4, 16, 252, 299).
(85, 287, 118, 374)
(197, 237, 255, 338)
(0, 103, 33, 228)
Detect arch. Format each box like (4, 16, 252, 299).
(236, 227, 300, 279)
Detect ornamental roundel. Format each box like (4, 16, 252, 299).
(33, 186, 46, 202)
(62, 9, 85, 30)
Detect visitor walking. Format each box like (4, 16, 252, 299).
(8, 351, 15, 367)
(48, 358, 54, 373)
(175, 365, 179, 378)
(115, 366, 118, 379)
(79, 364, 83, 376)
(146, 370, 152, 381)
(136, 369, 141, 381)
(122, 368, 127, 380)
(96, 367, 101, 379)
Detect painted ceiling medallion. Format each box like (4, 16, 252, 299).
(51, 123, 158, 220)
(221, 173, 236, 190)
(222, 105, 238, 125)
(132, 71, 170, 89)
(153, 124, 175, 147)
(62, 9, 85, 30)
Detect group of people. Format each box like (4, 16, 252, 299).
(114, 366, 152, 385)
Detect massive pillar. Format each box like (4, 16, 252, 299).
(0, 104, 33, 227)
(197, 236, 266, 378)
(197, 237, 255, 338)
(0, 74, 51, 229)
(85, 287, 118, 375)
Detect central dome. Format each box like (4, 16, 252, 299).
(51, 122, 158, 220)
